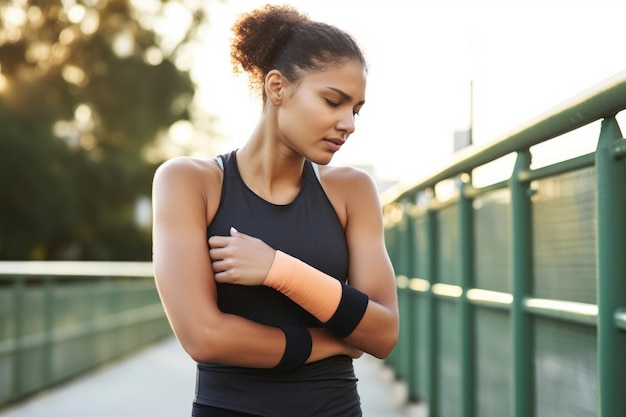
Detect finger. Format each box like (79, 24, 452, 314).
(230, 227, 255, 241)
(207, 236, 221, 248)
(212, 270, 227, 283)
(211, 259, 228, 273)
(208, 235, 231, 249)
(209, 247, 228, 261)
(213, 266, 238, 284)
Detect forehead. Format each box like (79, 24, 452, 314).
(299, 60, 367, 101)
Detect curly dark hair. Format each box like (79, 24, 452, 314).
(230, 4, 367, 97)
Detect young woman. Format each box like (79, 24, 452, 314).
(152, 5, 399, 416)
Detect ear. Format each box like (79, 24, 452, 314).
(264, 70, 287, 106)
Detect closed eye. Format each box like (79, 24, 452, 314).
(324, 98, 340, 107)
(324, 97, 362, 117)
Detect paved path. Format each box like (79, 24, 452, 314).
(0, 337, 409, 416)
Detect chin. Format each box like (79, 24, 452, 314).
(312, 154, 334, 166)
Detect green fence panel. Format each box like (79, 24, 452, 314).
(475, 308, 511, 416)
(0, 262, 171, 409)
(473, 189, 512, 293)
(532, 168, 597, 304)
(382, 71, 626, 417)
(437, 300, 462, 417)
(437, 205, 460, 286)
(534, 317, 597, 417)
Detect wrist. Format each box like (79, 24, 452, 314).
(264, 250, 342, 321)
(265, 251, 369, 338)
(273, 324, 312, 372)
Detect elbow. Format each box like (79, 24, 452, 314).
(369, 308, 400, 359)
(185, 343, 215, 363)
(176, 326, 223, 363)
(366, 323, 399, 359)
(371, 330, 398, 360)
(180, 336, 214, 363)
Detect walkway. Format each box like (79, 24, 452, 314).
(0, 337, 411, 417)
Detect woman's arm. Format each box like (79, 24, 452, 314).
(337, 168, 399, 358)
(209, 167, 399, 359)
(152, 157, 356, 366)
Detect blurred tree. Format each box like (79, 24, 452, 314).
(0, 0, 213, 260)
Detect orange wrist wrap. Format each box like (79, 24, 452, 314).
(264, 250, 342, 323)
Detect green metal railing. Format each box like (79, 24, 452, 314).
(383, 70, 626, 417)
(0, 262, 171, 408)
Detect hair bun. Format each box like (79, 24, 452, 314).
(229, 4, 366, 98)
(231, 5, 308, 91)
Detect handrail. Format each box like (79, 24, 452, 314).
(0, 261, 153, 278)
(382, 69, 626, 205)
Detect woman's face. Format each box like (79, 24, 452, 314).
(276, 59, 367, 165)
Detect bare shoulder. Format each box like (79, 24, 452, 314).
(318, 165, 381, 224)
(153, 156, 224, 217)
(154, 156, 221, 182)
(320, 165, 379, 198)
(154, 156, 222, 190)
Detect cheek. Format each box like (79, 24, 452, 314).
(298, 97, 334, 130)
(279, 98, 324, 136)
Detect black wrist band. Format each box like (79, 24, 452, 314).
(273, 324, 312, 372)
(324, 283, 369, 338)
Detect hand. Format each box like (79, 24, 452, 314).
(208, 227, 276, 286)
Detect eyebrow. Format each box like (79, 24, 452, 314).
(326, 87, 366, 106)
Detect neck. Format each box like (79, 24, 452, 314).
(236, 116, 306, 204)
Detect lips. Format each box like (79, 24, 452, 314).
(324, 138, 345, 152)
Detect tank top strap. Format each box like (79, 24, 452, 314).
(309, 161, 321, 184)
(212, 155, 224, 171)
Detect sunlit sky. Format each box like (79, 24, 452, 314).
(191, 0, 626, 185)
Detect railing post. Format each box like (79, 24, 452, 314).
(400, 203, 419, 401)
(43, 277, 54, 385)
(459, 176, 475, 417)
(595, 116, 626, 417)
(12, 277, 24, 400)
(510, 150, 534, 417)
(385, 211, 403, 375)
(396, 274, 410, 383)
(395, 206, 411, 383)
(425, 201, 440, 417)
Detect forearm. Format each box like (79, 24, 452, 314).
(186, 312, 285, 367)
(340, 300, 398, 358)
(264, 251, 397, 358)
(180, 312, 354, 368)
(264, 251, 367, 333)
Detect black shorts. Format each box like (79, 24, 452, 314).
(192, 403, 263, 417)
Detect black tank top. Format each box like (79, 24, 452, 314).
(207, 150, 349, 326)
(196, 150, 361, 417)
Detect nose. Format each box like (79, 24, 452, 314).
(336, 110, 356, 135)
